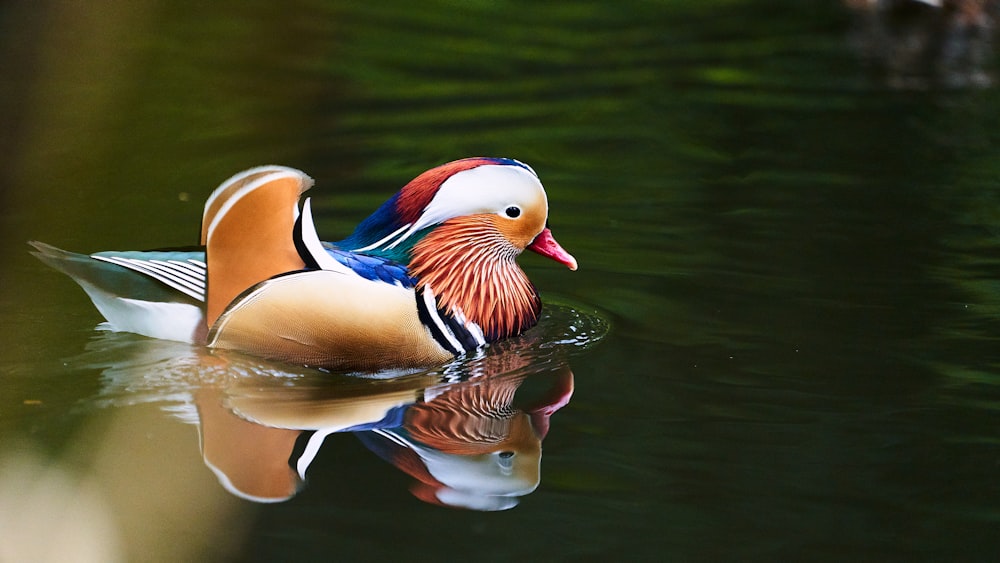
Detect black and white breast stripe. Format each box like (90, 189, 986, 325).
(415, 286, 486, 356)
(288, 429, 330, 481)
(92, 255, 207, 302)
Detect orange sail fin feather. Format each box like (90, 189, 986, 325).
(200, 166, 313, 327)
(31, 158, 577, 371)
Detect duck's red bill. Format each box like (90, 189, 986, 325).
(527, 228, 578, 271)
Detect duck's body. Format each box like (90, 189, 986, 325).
(31, 158, 577, 371)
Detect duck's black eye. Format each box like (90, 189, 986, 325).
(505, 206, 521, 218)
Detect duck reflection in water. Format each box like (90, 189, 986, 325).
(80, 328, 581, 511)
(198, 357, 573, 511)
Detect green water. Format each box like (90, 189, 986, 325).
(3, 1, 1000, 561)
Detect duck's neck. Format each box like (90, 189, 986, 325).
(338, 195, 416, 262)
(409, 218, 541, 343)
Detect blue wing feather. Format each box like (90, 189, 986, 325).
(322, 247, 415, 287)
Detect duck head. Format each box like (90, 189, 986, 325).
(341, 157, 577, 342)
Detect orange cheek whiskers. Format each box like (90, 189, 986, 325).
(410, 217, 541, 341)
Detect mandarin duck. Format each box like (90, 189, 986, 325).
(30, 158, 577, 371)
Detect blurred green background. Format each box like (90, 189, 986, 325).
(3, 1, 1000, 561)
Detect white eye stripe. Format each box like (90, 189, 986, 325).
(411, 165, 545, 230)
(360, 164, 547, 252)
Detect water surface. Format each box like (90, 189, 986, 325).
(2, 1, 1000, 561)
